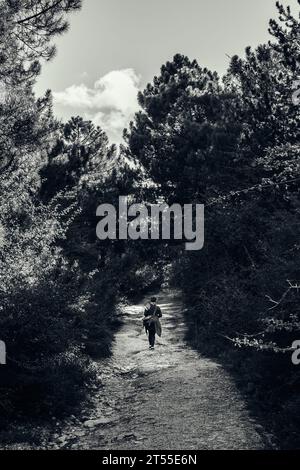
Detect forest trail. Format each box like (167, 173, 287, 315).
(49, 289, 266, 450)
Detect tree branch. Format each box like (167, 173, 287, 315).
(16, 0, 65, 25)
(266, 287, 292, 311)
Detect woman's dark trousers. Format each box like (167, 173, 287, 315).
(148, 325, 156, 347)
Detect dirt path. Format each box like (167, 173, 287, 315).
(49, 289, 267, 450)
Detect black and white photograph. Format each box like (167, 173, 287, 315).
(0, 0, 300, 461)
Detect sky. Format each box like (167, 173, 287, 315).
(35, 0, 299, 144)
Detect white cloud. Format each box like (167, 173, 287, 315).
(53, 69, 141, 144)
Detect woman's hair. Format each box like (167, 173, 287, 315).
(151, 297, 157, 303)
